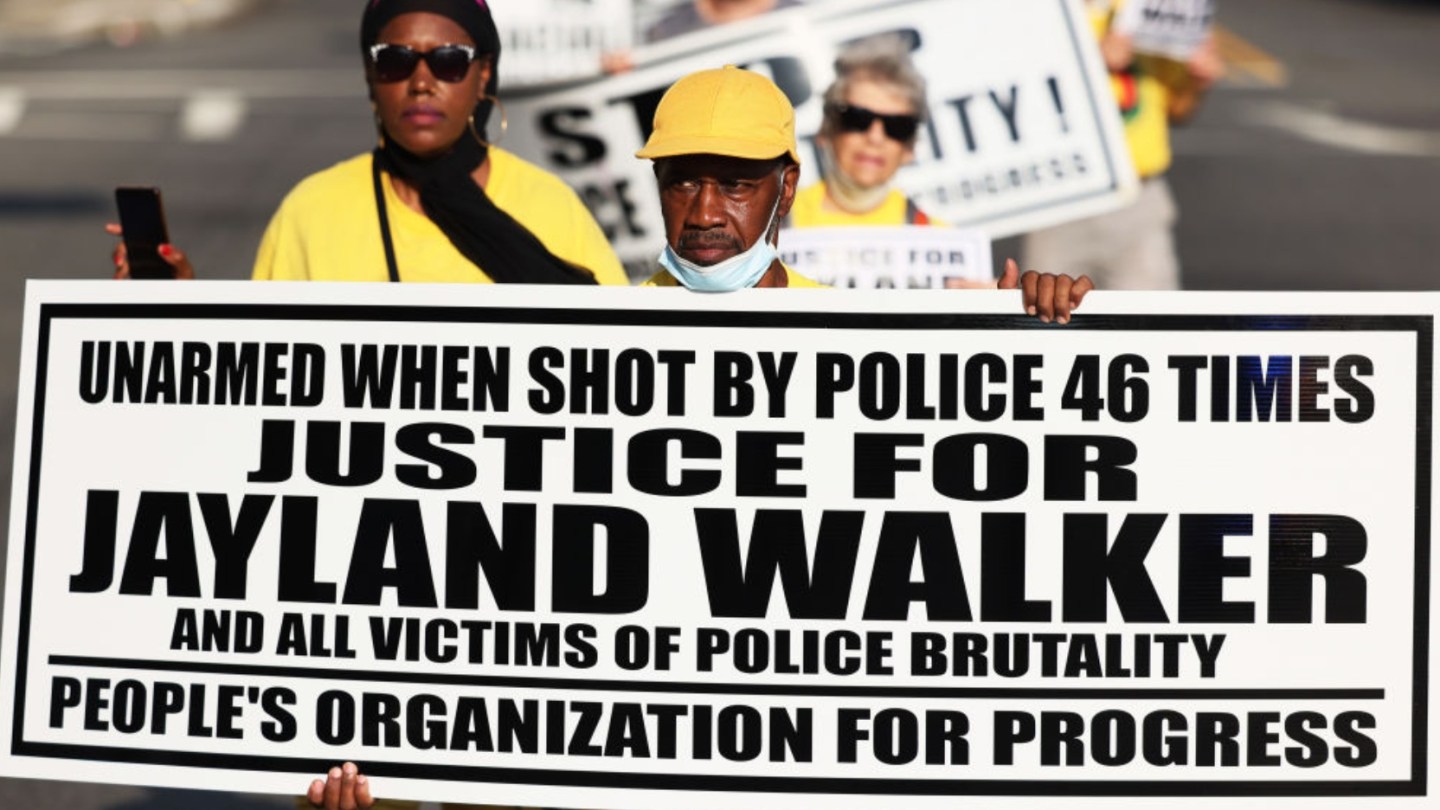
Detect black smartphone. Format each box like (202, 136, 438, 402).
(114, 187, 173, 279)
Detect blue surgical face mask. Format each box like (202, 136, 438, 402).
(658, 177, 784, 292)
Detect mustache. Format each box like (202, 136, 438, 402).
(678, 230, 743, 252)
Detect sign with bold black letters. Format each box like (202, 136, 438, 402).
(2, 281, 1435, 809)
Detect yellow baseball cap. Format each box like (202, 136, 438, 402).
(636, 65, 801, 163)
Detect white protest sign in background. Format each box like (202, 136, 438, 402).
(1112, 0, 1217, 61)
(778, 225, 994, 288)
(490, 0, 634, 86)
(500, 0, 1137, 273)
(2, 281, 1436, 810)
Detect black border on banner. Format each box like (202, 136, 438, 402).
(10, 303, 1433, 798)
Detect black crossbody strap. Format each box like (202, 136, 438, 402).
(371, 154, 401, 283)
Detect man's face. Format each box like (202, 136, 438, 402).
(655, 154, 798, 266)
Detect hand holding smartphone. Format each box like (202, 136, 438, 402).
(114, 187, 174, 279)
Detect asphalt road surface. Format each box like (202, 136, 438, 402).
(1, 0, 1438, 807)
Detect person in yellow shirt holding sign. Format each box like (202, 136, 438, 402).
(112, 0, 626, 288)
(636, 66, 821, 289)
(1021, 0, 1222, 290)
(635, 65, 1089, 322)
(787, 34, 938, 229)
(296, 65, 1099, 810)
(252, 0, 627, 286)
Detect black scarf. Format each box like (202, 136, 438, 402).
(363, 0, 597, 284)
(373, 136, 597, 285)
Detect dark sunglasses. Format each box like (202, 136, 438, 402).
(829, 103, 921, 142)
(368, 43, 481, 83)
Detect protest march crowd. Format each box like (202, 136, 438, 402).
(99, 0, 1232, 317)
(97, 0, 1223, 806)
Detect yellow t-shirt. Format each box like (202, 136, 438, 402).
(1093, 0, 1172, 178)
(252, 149, 628, 285)
(788, 183, 940, 228)
(642, 265, 824, 288)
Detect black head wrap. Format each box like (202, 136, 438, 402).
(361, 0, 597, 284)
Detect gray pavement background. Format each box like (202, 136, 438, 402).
(1165, 0, 1440, 290)
(0, 0, 267, 54)
(1, 0, 1439, 807)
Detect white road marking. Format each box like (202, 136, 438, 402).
(0, 87, 25, 134)
(1242, 100, 1440, 159)
(180, 89, 247, 141)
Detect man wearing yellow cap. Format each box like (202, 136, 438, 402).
(636, 65, 815, 290)
(636, 66, 1092, 323)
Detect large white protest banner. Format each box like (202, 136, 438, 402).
(3, 281, 1436, 809)
(500, 0, 1137, 274)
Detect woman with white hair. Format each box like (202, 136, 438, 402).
(788, 34, 937, 227)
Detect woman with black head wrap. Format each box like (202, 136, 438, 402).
(114, 0, 626, 285)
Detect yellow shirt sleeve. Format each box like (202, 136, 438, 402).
(486, 149, 629, 286)
(249, 154, 389, 282)
(251, 210, 281, 281)
(788, 183, 945, 228)
(251, 197, 311, 281)
(251, 151, 629, 285)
